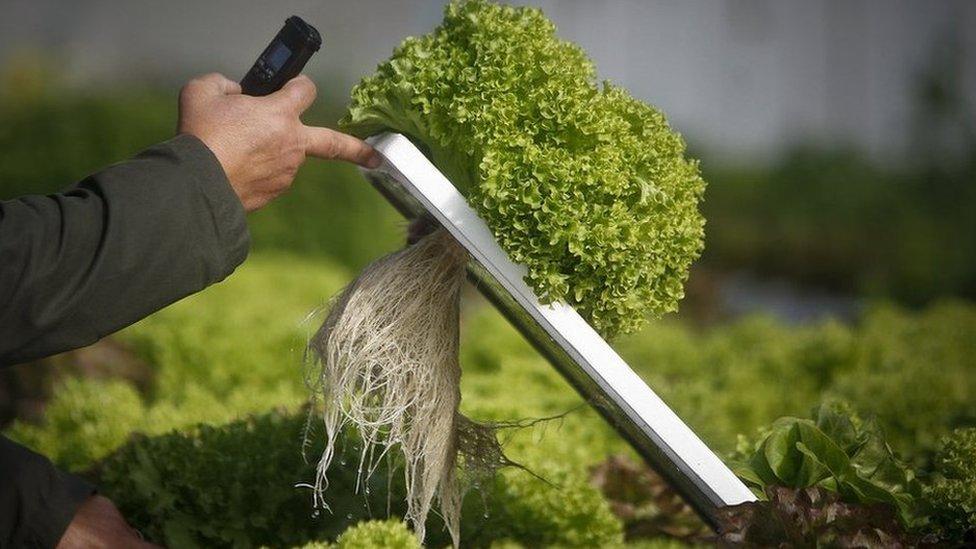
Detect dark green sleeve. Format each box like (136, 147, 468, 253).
(0, 435, 95, 548)
(0, 134, 250, 365)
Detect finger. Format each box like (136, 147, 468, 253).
(304, 126, 381, 168)
(187, 72, 241, 97)
(270, 74, 317, 114)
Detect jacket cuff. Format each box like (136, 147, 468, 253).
(35, 471, 95, 549)
(169, 133, 250, 277)
(0, 436, 96, 548)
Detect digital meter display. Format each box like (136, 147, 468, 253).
(241, 15, 321, 97)
(266, 41, 292, 71)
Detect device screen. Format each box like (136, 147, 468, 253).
(266, 41, 292, 71)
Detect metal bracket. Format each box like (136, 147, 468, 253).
(362, 132, 756, 528)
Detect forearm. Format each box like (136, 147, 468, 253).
(0, 135, 249, 365)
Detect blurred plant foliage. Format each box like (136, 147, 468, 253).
(4, 252, 975, 545)
(703, 26, 976, 306)
(702, 145, 976, 308)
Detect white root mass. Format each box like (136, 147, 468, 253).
(305, 227, 468, 546)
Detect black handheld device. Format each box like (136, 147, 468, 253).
(241, 16, 322, 96)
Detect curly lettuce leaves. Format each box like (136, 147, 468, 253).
(922, 428, 976, 540)
(341, 0, 705, 338)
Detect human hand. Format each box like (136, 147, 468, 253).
(56, 495, 160, 549)
(177, 72, 381, 212)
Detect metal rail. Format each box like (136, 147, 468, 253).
(362, 132, 756, 528)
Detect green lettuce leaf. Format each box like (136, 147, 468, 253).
(731, 402, 920, 525)
(341, 0, 706, 338)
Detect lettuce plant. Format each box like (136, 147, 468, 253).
(96, 407, 624, 548)
(718, 486, 921, 547)
(342, 0, 706, 337)
(922, 428, 976, 540)
(731, 402, 919, 524)
(334, 520, 419, 549)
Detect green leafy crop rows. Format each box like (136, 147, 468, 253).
(6, 252, 975, 545)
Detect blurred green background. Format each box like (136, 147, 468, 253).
(1, 3, 975, 546)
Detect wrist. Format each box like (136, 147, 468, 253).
(180, 132, 241, 193)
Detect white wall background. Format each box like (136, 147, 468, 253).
(1, 0, 973, 165)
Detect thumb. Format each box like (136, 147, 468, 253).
(270, 75, 317, 114)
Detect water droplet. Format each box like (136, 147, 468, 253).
(311, 509, 320, 519)
(483, 512, 489, 519)
(346, 513, 354, 520)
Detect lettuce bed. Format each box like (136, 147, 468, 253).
(6, 253, 976, 546)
